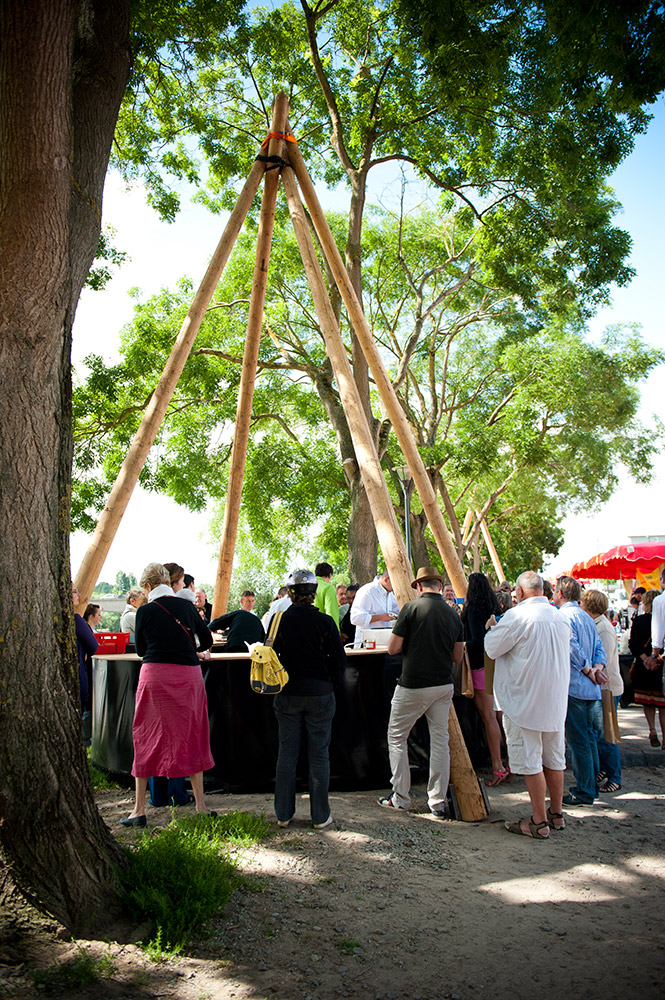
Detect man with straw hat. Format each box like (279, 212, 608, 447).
(378, 567, 464, 818)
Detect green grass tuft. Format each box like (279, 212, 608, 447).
(121, 810, 269, 951)
(29, 946, 116, 992)
(86, 748, 119, 790)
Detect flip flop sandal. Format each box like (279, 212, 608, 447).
(596, 771, 607, 784)
(505, 816, 550, 840)
(600, 781, 621, 793)
(547, 808, 565, 831)
(485, 769, 511, 787)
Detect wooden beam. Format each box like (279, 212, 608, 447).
(285, 125, 468, 599)
(211, 92, 290, 618)
(461, 508, 474, 544)
(477, 511, 505, 583)
(74, 141, 268, 607)
(282, 165, 414, 605)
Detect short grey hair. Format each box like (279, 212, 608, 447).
(516, 571, 543, 594)
(140, 562, 170, 590)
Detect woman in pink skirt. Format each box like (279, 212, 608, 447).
(121, 562, 215, 827)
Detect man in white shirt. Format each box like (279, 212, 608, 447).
(350, 570, 400, 630)
(650, 568, 665, 664)
(484, 570, 571, 840)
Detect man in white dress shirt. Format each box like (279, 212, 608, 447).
(485, 570, 571, 839)
(350, 569, 400, 630)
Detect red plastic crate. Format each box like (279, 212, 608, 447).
(94, 632, 130, 655)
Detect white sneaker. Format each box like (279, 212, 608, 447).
(313, 815, 333, 829)
(277, 814, 295, 828)
(377, 794, 405, 810)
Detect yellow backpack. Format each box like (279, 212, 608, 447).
(250, 610, 289, 694)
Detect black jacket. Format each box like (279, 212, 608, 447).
(135, 597, 213, 665)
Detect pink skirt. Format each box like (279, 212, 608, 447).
(131, 662, 214, 778)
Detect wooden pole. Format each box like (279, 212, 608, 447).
(74, 150, 269, 607)
(282, 168, 413, 605)
(210, 92, 290, 618)
(283, 160, 486, 823)
(478, 511, 506, 583)
(461, 508, 474, 544)
(285, 126, 468, 599)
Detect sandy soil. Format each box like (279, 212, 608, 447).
(2, 762, 665, 1000)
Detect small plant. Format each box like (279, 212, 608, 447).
(142, 927, 183, 963)
(122, 811, 270, 951)
(87, 748, 119, 790)
(29, 946, 116, 992)
(338, 938, 362, 956)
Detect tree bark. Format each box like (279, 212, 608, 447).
(0, 0, 131, 930)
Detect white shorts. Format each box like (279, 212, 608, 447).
(502, 714, 565, 775)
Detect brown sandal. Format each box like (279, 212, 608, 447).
(547, 807, 565, 830)
(505, 816, 550, 840)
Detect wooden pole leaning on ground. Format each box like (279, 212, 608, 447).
(211, 92, 290, 618)
(282, 149, 486, 823)
(284, 127, 468, 600)
(282, 167, 414, 605)
(74, 148, 270, 608)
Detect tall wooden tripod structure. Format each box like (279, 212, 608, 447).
(75, 93, 486, 821)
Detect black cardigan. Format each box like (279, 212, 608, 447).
(135, 597, 213, 665)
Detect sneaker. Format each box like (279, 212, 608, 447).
(277, 814, 295, 828)
(430, 807, 447, 819)
(562, 792, 592, 806)
(377, 794, 405, 810)
(313, 815, 333, 830)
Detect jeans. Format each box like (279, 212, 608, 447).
(597, 695, 622, 785)
(273, 692, 336, 825)
(387, 684, 454, 811)
(565, 695, 603, 803)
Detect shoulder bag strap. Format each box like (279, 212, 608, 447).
(265, 610, 284, 648)
(153, 600, 197, 648)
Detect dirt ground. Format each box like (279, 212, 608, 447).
(2, 758, 665, 1000)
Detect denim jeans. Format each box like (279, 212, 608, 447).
(273, 692, 336, 825)
(597, 695, 622, 785)
(565, 695, 603, 803)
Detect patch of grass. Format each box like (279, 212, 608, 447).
(87, 748, 119, 790)
(122, 810, 269, 951)
(338, 937, 362, 956)
(29, 946, 115, 992)
(141, 927, 183, 963)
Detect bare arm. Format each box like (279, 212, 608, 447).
(387, 633, 404, 656)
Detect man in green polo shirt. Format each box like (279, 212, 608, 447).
(379, 566, 464, 818)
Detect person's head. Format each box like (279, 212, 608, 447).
(194, 588, 207, 608)
(495, 589, 512, 613)
(499, 581, 512, 593)
(379, 569, 393, 592)
(183, 573, 195, 591)
(126, 587, 143, 608)
(240, 589, 256, 611)
(336, 583, 348, 606)
(632, 586, 646, 599)
(463, 572, 501, 618)
(553, 575, 581, 606)
(580, 589, 609, 617)
(345, 584, 359, 605)
(84, 603, 102, 627)
(443, 583, 455, 602)
(71, 582, 80, 611)
(542, 580, 554, 601)
(277, 586, 289, 598)
(140, 562, 171, 595)
(643, 588, 661, 614)
(315, 561, 334, 581)
(515, 571, 544, 604)
(285, 569, 318, 605)
(163, 561, 185, 592)
(411, 566, 444, 596)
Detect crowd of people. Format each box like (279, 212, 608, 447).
(76, 558, 665, 837)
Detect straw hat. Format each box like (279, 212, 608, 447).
(411, 566, 445, 589)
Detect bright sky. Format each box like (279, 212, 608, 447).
(70, 98, 665, 588)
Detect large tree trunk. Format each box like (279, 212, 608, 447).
(0, 0, 131, 930)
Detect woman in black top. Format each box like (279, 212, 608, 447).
(121, 562, 215, 827)
(629, 589, 665, 748)
(461, 573, 508, 785)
